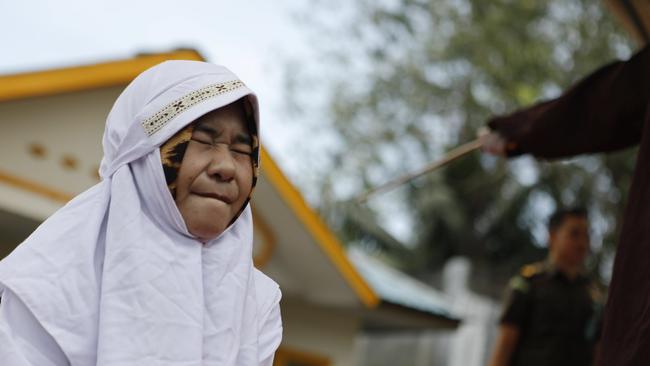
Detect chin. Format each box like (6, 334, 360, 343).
(180, 199, 234, 241)
(188, 221, 228, 242)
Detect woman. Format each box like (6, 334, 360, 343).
(0, 61, 282, 365)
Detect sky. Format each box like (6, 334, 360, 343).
(0, 0, 313, 174)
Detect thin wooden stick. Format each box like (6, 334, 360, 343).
(355, 138, 483, 204)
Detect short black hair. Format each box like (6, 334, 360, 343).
(548, 207, 588, 232)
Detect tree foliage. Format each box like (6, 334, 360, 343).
(287, 0, 636, 294)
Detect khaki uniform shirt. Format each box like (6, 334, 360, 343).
(500, 262, 603, 366)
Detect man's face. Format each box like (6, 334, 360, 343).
(549, 215, 590, 268)
(174, 102, 254, 242)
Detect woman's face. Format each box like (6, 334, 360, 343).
(174, 102, 254, 241)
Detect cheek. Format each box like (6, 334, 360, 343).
(175, 173, 192, 200)
(240, 167, 254, 196)
(183, 171, 201, 191)
(176, 159, 205, 197)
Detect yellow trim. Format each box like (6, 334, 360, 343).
(252, 208, 277, 269)
(273, 346, 330, 366)
(0, 49, 204, 102)
(261, 148, 380, 308)
(0, 169, 73, 203)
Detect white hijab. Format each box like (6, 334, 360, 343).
(0, 61, 279, 365)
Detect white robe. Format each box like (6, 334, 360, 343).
(0, 61, 282, 365)
(0, 275, 282, 366)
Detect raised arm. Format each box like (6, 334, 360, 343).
(486, 46, 649, 159)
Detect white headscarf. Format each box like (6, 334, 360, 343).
(0, 61, 281, 365)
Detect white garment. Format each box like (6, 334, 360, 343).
(0, 61, 282, 366)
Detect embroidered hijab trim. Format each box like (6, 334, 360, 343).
(142, 80, 245, 136)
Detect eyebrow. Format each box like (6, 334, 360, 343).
(233, 134, 253, 145)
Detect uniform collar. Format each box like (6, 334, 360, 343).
(544, 259, 589, 283)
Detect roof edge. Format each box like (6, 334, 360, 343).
(261, 148, 381, 309)
(0, 49, 204, 102)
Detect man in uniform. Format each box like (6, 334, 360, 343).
(487, 208, 602, 366)
(480, 45, 649, 364)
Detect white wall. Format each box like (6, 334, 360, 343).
(280, 297, 362, 366)
(0, 87, 123, 218)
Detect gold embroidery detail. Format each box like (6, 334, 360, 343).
(142, 80, 245, 136)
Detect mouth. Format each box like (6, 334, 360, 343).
(194, 191, 233, 204)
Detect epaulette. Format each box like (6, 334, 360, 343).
(508, 262, 545, 293)
(520, 262, 545, 278)
(509, 276, 530, 293)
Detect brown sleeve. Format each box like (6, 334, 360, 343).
(488, 46, 650, 159)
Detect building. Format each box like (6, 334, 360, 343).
(0, 50, 459, 366)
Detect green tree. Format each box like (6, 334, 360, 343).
(286, 0, 636, 295)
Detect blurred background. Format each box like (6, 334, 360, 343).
(0, 0, 648, 365)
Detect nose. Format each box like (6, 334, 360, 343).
(206, 144, 236, 182)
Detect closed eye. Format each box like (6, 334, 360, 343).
(231, 143, 253, 156)
(231, 134, 253, 156)
(190, 136, 212, 146)
(191, 126, 215, 145)
(190, 124, 253, 156)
